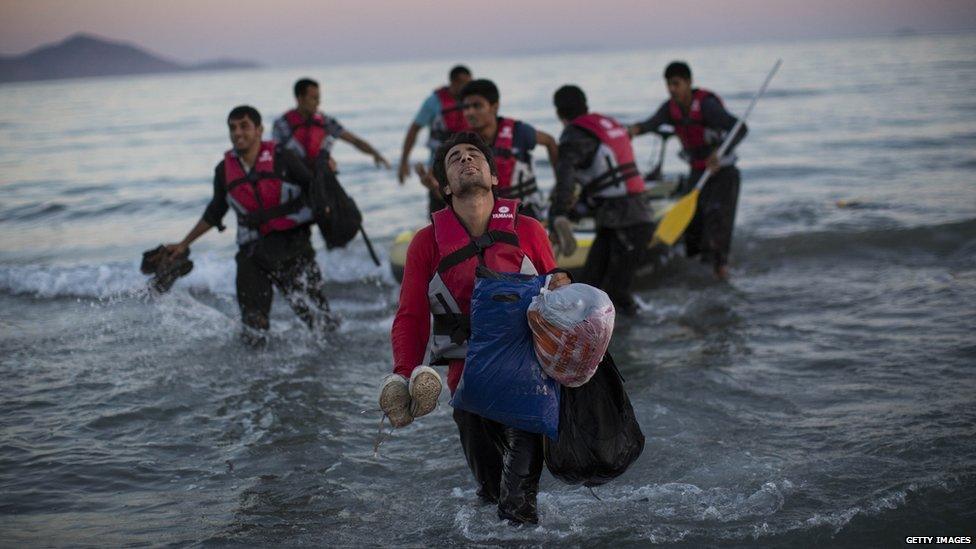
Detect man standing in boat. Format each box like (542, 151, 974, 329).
(165, 106, 336, 344)
(549, 85, 653, 317)
(273, 78, 390, 175)
(396, 65, 472, 214)
(458, 78, 558, 220)
(628, 61, 747, 279)
(385, 131, 568, 524)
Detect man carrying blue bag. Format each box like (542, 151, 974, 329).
(384, 131, 570, 525)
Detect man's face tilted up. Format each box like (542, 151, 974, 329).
(443, 143, 497, 200)
(228, 115, 262, 154)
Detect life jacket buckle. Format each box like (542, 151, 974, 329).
(472, 232, 495, 252)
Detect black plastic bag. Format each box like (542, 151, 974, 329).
(543, 352, 644, 486)
(307, 155, 363, 250)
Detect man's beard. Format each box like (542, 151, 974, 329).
(452, 174, 492, 198)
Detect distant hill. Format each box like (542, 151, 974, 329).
(0, 33, 259, 84)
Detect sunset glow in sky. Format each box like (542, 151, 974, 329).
(2, 0, 975, 65)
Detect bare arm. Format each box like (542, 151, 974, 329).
(339, 129, 391, 169)
(165, 218, 212, 258)
(398, 123, 422, 184)
(536, 129, 559, 168)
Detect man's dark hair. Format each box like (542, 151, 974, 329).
(227, 105, 262, 126)
(294, 78, 319, 98)
(460, 79, 499, 105)
(664, 61, 692, 81)
(432, 131, 497, 205)
(449, 65, 472, 82)
(553, 85, 588, 120)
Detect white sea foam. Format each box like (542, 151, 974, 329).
(0, 246, 395, 299)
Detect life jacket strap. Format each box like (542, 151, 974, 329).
(498, 177, 539, 200)
(237, 197, 306, 228)
(436, 230, 520, 274)
(583, 160, 641, 197)
(226, 170, 279, 193)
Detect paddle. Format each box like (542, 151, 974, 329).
(651, 59, 782, 247)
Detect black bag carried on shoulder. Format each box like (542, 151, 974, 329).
(543, 352, 645, 486)
(307, 157, 363, 250)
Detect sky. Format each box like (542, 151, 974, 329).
(2, 0, 975, 66)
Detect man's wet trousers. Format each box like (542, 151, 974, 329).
(453, 408, 543, 524)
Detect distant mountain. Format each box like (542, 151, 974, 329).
(0, 33, 259, 84)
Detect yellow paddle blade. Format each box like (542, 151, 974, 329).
(653, 189, 700, 246)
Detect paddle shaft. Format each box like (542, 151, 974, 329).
(691, 59, 782, 192)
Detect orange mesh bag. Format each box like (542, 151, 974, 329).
(527, 282, 615, 387)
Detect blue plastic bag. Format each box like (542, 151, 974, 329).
(450, 268, 561, 439)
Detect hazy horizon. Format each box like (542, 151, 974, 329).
(2, 0, 975, 66)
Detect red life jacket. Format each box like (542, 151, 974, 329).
(435, 86, 468, 133)
(493, 117, 518, 190)
(491, 118, 542, 214)
(570, 113, 644, 199)
(284, 109, 328, 165)
(424, 198, 539, 364)
(224, 141, 309, 241)
(669, 88, 723, 171)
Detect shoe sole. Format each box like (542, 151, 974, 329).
(379, 379, 412, 428)
(409, 370, 442, 418)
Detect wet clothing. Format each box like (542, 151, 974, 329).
(235, 225, 332, 332)
(582, 222, 654, 315)
(550, 121, 652, 311)
(490, 118, 545, 220)
(201, 148, 331, 330)
(454, 408, 544, 524)
(684, 166, 740, 267)
(391, 206, 556, 523)
(272, 111, 344, 169)
(634, 91, 747, 267)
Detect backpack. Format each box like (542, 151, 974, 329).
(307, 152, 363, 250)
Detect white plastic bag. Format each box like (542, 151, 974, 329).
(527, 282, 615, 387)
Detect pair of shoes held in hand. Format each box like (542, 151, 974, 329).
(379, 366, 442, 428)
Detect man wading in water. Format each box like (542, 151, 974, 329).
(548, 85, 653, 317)
(273, 78, 390, 175)
(397, 65, 473, 214)
(383, 132, 569, 524)
(629, 61, 748, 279)
(165, 106, 336, 344)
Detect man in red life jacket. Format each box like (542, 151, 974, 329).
(273, 78, 390, 175)
(458, 78, 558, 221)
(165, 106, 336, 344)
(396, 65, 473, 214)
(628, 61, 748, 279)
(385, 132, 569, 524)
(549, 85, 654, 317)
